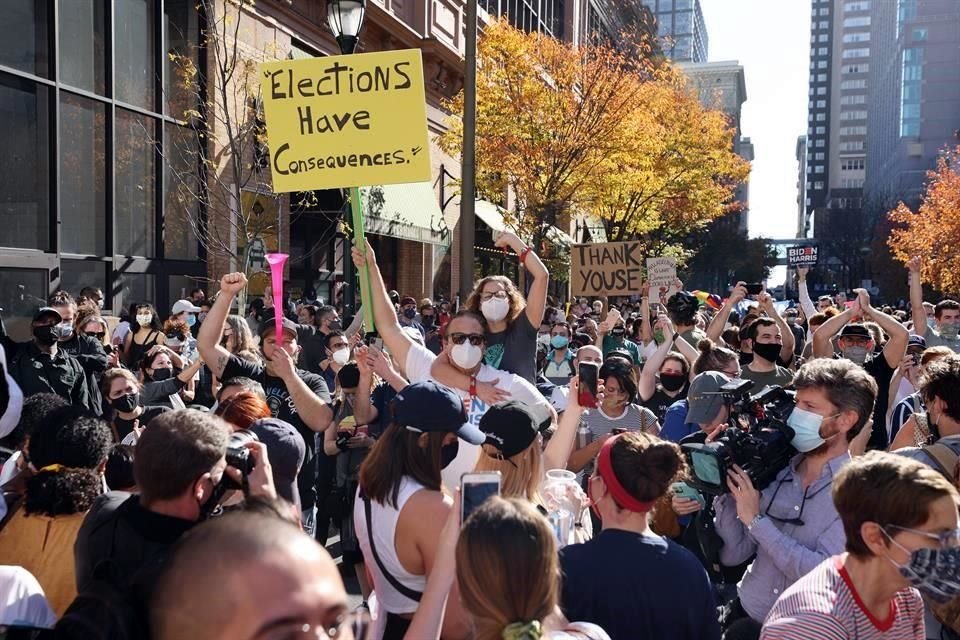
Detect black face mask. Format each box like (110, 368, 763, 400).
(327, 319, 342, 332)
(752, 342, 782, 364)
(421, 315, 435, 327)
(151, 368, 173, 382)
(659, 373, 687, 392)
(111, 392, 140, 414)
(33, 325, 58, 346)
(441, 440, 460, 469)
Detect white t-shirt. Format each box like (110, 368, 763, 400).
(405, 343, 551, 489)
(0, 565, 57, 628)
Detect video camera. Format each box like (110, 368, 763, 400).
(682, 379, 797, 495)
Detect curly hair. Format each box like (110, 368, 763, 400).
(0, 392, 67, 450)
(465, 276, 526, 324)
(24, 405, 112, 516)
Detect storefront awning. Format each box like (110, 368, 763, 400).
(474, 199, 507, 233)
(360, 183, 449, 246)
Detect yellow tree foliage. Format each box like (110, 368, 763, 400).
(888, 148, 960, 293)
(585, 66, 750, 249)
(438, 19, 654, 239)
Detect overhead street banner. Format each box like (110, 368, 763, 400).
(787, 245, 819, 267)
(571, 241, 644, 297)
(260, 49, 431, 192)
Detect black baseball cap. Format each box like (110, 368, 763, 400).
(839, 323, 871, 339)
(33, 307, 62, 323)
(258, 316, 299, 340)
(479, 401, 539, 459)
(249, 418, 306, 508)
(391, 381, 484, 445)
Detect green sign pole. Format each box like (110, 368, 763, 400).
(350, 186, 375, 332)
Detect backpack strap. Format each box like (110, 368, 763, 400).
(925, 443, 959, 480)
(362, 493, 422, 602)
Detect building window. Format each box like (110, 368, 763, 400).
(842, 48, 870, 58)
(840, 141, 865, 151)
(815, 152, 825, 160)
(815, 140, 825, 147)
(840, 110, 868, 120)
(900, 46, 923, 137)
(913, 28, 927, 41)
(842, 64, 869, 74)
(840, 95, 866, 105)
(819, 21, 829, 29)
(840, 159, 865, 170)
(817, 73, 828, 82)
(818, 47, 829, 55)
(898, 0, 917, 38)
(816, 113, 826, 121)
(844, 1, 870, 12)
(817, 87, 827, 95)
(839, 126, 868, 135)
(817, 100, 827, 108)
(819, 8, 830, 16)
(816, 126, 826, 134)
(841, 79, 867, 89)
(842, 32, 871, 43)
(814, 181, 825, 189)
(818, 34, 829, 42)
(818, 60, 828, 69)
(814, 165, 825, 174)
(843, 16, 871, 27)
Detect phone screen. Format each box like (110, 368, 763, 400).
(578, 362, 599, 408)
(461, 474, 501, 523)
(745, 283, 763, 295)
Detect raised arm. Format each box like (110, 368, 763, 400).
(639, 283, 653, 344)
(907, 257, 926, 337)
(352, 241, 413, 373)
(639, 325, 677, 401)
(496, 231, 548, 329)
(198, 272, 245, 378)
(858, 288, 909, 369)
(706, 282, 746, 343)
(796, 268, 817, 320)
(543, 378, 588, 473)
(813, 306, 856, 359)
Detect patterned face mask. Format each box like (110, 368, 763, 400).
(883, 535, 960, 603)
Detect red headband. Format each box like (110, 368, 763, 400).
(597, 435, 656, 513)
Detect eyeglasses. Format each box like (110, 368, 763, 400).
(479, 290, 508, 301)
(885, 525, 960, 549)
(449, 332, 484, 346)
(258, 609, 372, 640)
(763, 474, 831, 527)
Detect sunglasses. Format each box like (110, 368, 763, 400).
(449, 332, 484, 346)
(88, 332, 106, 340)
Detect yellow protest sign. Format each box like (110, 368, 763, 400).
(260, 49, 431, 192)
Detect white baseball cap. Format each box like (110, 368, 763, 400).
(171, 299, 202, 315)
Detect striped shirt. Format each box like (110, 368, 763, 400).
(761, 556, 924, 640)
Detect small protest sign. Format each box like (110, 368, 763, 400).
(260, 49, 431, 192)
(646, 257, 677, 304)
(571, 242, 644, 297)
(787, 245, 819, 267)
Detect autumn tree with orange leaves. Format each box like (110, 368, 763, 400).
(888, 147, 960, 294)
(438, 18, 749, 271)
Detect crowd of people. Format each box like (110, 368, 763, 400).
(0, 236, 959, 640)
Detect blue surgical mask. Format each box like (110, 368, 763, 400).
(186, 314, 197, 328)
(550, 335, 569, 349)
(786, 407, 838, 452)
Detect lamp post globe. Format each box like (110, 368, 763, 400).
(327, 0, 366, 55)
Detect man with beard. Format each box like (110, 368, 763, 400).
(712, 359, 878, 640)
(909, 257, 960, 353)
(813, 288, 908, 450)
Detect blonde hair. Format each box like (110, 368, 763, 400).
(456, 497, 558, 640)
(466, 276, 526, 323)
(474, 443, 541, 502)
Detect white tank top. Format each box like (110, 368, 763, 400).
(353, 476, 428, 614)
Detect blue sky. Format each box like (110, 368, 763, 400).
(700, 0, 811, 242)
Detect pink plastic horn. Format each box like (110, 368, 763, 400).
(265, 253, 289, 340)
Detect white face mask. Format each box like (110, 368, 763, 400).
(136, 314, 152, 327)
(331, 347, 350, 366)
(481, 297, 510, 323)
(451, 342, 484, 370)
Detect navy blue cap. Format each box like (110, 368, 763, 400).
(258, 316, 299, 340)
(391, 380, 484, 445)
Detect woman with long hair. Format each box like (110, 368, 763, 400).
(0, 405, 112, 616)
(354, 380, 484, 640)
(139, 347, 203, 409)
(431, 231, 549, 395)
(659, 339, 740, 443)
(405, 497, 610, 640)
(101, 368, 170, 442)
(123, 303, 165, 368)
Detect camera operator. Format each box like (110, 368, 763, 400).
(712, 359, 878, 639)
(68, 409, 276, 635)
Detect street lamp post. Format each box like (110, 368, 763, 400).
(459, 0, 478, 301)
(328, 0, 366, 317)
